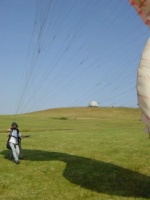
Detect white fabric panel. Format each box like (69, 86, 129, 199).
(137, 37, 150, 132)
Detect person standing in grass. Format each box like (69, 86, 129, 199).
(7, 122, 22, 164)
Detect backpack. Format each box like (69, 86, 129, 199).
(6, 129, 20, 150)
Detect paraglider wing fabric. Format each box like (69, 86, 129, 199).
(129, 0, 150, 26)
(137, 37, 150, 132)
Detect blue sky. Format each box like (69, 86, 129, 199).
(0, 0, 150, 114)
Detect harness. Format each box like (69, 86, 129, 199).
(9, 128, 20, 144)
(6, 128, 21, 150)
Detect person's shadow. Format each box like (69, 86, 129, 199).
(1, 149, 150, 198)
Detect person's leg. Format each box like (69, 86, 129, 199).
(15, 145, 20, 157)
(9, 143, 20, 164)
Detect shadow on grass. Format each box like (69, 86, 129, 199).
(1, 149, 150, 198)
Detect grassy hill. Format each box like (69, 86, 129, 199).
(0, 106, 141, 131)
(0, 107, 150, 200)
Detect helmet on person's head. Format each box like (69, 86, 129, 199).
(11, 122, 18, 128)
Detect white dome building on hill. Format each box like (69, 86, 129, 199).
(89, 101, 98, 107)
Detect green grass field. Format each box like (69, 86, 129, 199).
(0, 107, 150, 200)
